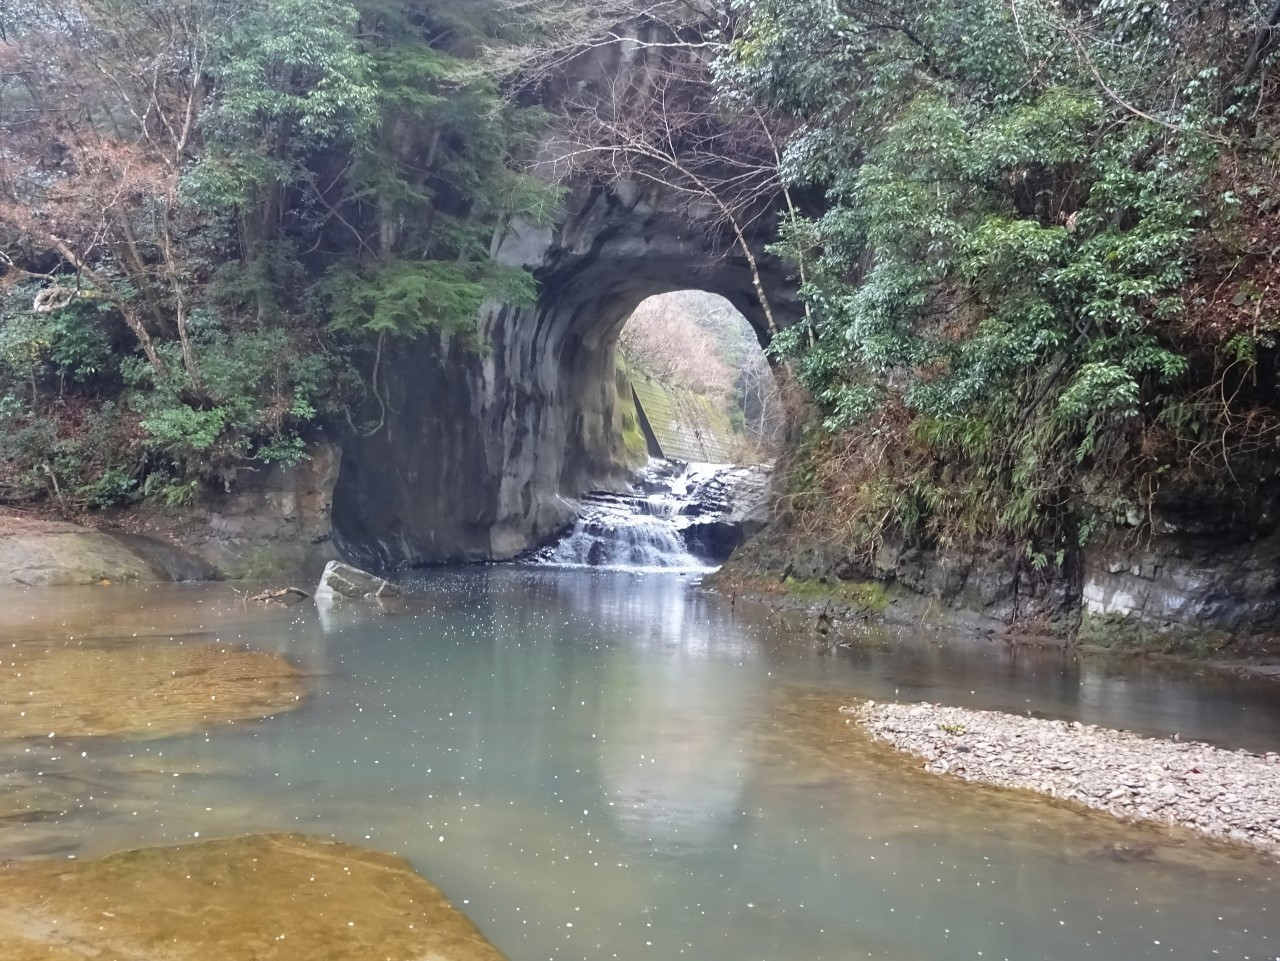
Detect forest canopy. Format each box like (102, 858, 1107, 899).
(1, 0, 1278, 571)
(0, 0, 553, 506)
(726, 0, 1280, 567)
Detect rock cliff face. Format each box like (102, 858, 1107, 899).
(722, 509, 1280, 651)
(1080, 529, 1280, 645)
(318, 25, 1276, 651)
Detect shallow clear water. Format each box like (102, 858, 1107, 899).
(2, 568, 1279, 960)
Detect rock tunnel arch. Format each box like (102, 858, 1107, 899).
(331, 18, 799, 567)
(330, 178, 798, 568)
(529, 184, 798, 482)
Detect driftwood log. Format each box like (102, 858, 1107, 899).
(249, 587, 310, 603)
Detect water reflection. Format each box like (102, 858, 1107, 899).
(0, 570, 1277, 961)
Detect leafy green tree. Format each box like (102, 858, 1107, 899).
(0, 0, 554, 506)
(729, 0, 1279, 561)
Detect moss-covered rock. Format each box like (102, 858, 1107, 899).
(628, 368, 739, 463)
(612, 362, 652, 467)
(779, 575, 890, 613)
(1076, 612, 1235, 659)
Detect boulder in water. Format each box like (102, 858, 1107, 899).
(315, 560, 400, 600)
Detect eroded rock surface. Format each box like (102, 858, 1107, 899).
(1081, 532, 1280, 641)
(0, 833, 506, 961)
(0, 638, 304, 739)
(330, 26, 798, 568)
(676, 464, 772, 563)
(723, 517, 1280, 652)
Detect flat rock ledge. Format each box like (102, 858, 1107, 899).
(852, 701, 1280, 856)
(0, 639, 304, 740)
(0, 833, 506, 961)
(0, 512, 218, 586)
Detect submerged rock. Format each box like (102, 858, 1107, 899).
(0, 833, 507, 960)
(315, 560, 400, 600)
(0, 639, 304, 739)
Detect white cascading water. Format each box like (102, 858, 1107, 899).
(539, 460, 727, 571)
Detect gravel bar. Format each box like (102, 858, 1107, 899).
(851, 700, 1280, 855)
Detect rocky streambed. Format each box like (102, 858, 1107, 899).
(852, 700, 1280, 855)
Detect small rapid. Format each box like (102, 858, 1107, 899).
(536, 459, 762, 571)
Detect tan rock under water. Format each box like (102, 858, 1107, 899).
(0, 639, 304, 739)
(0, 833, 507, 960)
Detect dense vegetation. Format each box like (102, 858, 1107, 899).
(728, 0, 1280, 568)
(0, 0, 553, 507)
(2, 0, 1278, 575)
(619, 291, 781, 455)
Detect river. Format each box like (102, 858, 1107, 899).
(1, 568, 1278, 960)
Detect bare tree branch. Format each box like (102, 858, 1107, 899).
(535, 31, 797, 337)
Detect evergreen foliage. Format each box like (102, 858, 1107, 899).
(728, 0, 1280, 564)
(3, 0, 1277, 557)
(0, 0, 552, 507)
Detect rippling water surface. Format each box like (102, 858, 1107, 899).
(2, 568, 1278, 960)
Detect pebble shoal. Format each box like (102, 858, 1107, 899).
(852, 700, 1280, 855)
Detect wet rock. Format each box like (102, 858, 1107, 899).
(315, 560, 400, 600)
(0, 638, 304, 739)
(1081, 531, 1280, 637)
(0, 514, 205, 587)
(727, 507, 1280, 650)
(331, 28, 801, 569)
(681, 519, 743, 562)
(0, 833, 507, 960)
(536, 460, 769, 568)
(856, 700, 1280, 856)
(109, 532, 222, 582)
(673, 465, 772, 563)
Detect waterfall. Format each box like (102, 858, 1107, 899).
(536, 460, 728, 571)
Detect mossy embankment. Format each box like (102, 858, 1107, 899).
(714, 515, 1280, 673)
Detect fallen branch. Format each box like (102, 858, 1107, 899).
(249, 587, 311, 603)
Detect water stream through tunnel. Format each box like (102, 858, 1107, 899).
(536, 459, 751, 570)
